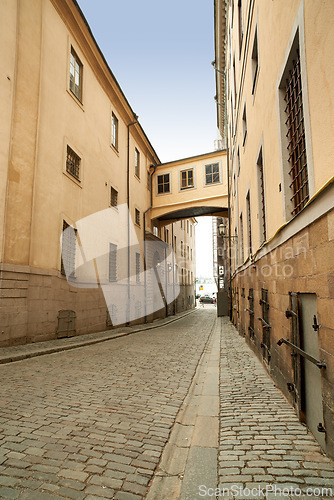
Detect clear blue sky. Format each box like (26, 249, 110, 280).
(77, 0, 219, 164)
(77, 0, 217, 278)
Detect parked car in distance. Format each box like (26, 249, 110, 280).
(199, 295, 214, 304)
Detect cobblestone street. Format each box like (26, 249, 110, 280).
(0, 309, 333, 499)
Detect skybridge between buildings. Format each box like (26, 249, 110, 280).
(150, 150, 228, 223)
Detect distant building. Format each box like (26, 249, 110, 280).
(214, 0, 334, 456)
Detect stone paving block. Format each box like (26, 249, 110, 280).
(0, 486, 20, 499)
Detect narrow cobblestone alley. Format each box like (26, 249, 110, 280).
(0, 309, 333, 499)
(0, 310, 215, 499)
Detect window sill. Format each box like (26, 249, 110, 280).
(66, 89, 84, 112)
(63, 170, 82, 188)
(110, 144, 119, 156)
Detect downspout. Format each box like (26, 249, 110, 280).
(171, 223, 175, 315)
(127, 116, 138, 325)
(143, 164, 157, 323)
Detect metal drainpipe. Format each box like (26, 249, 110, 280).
(171, 222, 176, 315)
(143, 164, 157, 323)
(127, 117, 138, 326)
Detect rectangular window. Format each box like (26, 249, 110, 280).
(181, 240, 184, 257)
(61, 220, 77, 277)
(165, 229, 169, 244)
(190, 224, 192, 237)
(187, 220, 189, 233)
(69, 48, 82, 101)
(135, 208, 140, 226)
(284, 48, 309, 216)
(238, 0, 243, 58)
(109, 243, 117, 282)
(174, 235, 177, 251)
(135, 148, 140, 178)
(66, 145, 80, 181)
(237, 147, 240, 176)
(136, 252, 141, 282)
(110, 187, 118, 208)
(147, 170, 151, 191)
(251, 27, 259, 95)
(257, 148, 267, 243)
(157, 173, 170, 194)
(260, 289, 270, 363)
(248, 288, 254, 341)
(246, 191, 252, 255)
(111, 112, 118, 150)
(239, 213, 244, 263)
(242, 105, 247, 146)
(205, 163, 220, 185)
(180, 169, 194, 190)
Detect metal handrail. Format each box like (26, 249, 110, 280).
(258, 317, 271, 329)
(277, 338, 326, 369)
(246, 308, 254, 314)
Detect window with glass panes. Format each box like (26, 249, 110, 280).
(205, 163, 220, 184)
(180, 169, 194, 189)
(69, 48, 82, 101)
(157, 173, 170, 193)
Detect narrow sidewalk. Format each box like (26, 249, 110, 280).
(0, 309, 196, 365)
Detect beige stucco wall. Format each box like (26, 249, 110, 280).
(0, 0, 17, 262)
(226, 0, 334, 262)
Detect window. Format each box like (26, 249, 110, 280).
(110, 187, 118, 208)
(165, 229, 169, 244)
(260, 289, 270, 363)
(181, 240, 184, 257)
(180, 169, 194, 190)
(239, 213, 244, 263)
(66, 146, 80, 181)
(246, 191, 252, 255)
(135, 148, 140, 178)
(237, 147, 240, 176)
(205, 163, 220, 185)
(157, 173, 170, 194)
(69, 48, 82, 101)
(190, 224, 192, 237)
(248, 288, 254, 341)
(135, 208, 140, 226)
(109, 243, 117, 282)
(111, 113, 118, 150)
(284, 48, 309, 216)
(238, 0, 243, 58)
(61, 220, 77, 277)
(136, 252, 141, 282)
(174, 235, 177, 252)
(233, 56, 237, 109)
(147, 170, 151, 191)
(251, 27, 259, 95)
(257, 148, 267, 243)
(242, 104, 247, 146)
(153, 225, 159, 237)
(187, 220, 189, 233)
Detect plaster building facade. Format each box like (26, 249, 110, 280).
(214, 0, 334, 456)
(0, 0, 196, 347)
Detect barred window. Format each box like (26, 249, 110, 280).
(180, 169, 194, 190)
(135, 208, 140, 226)
(157, 173, 170, 193)
(246, 191, 252, 255)
(205, 163, 220, 185)
(69, 48, 82, 101)
(66, 146, 80, 181)
(109, 243, 117, 282)
(61, 220, 77, 277)
(110, 187, 118, 208)
(257, 148, 267, 243)
(284, 49, 309, 216)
